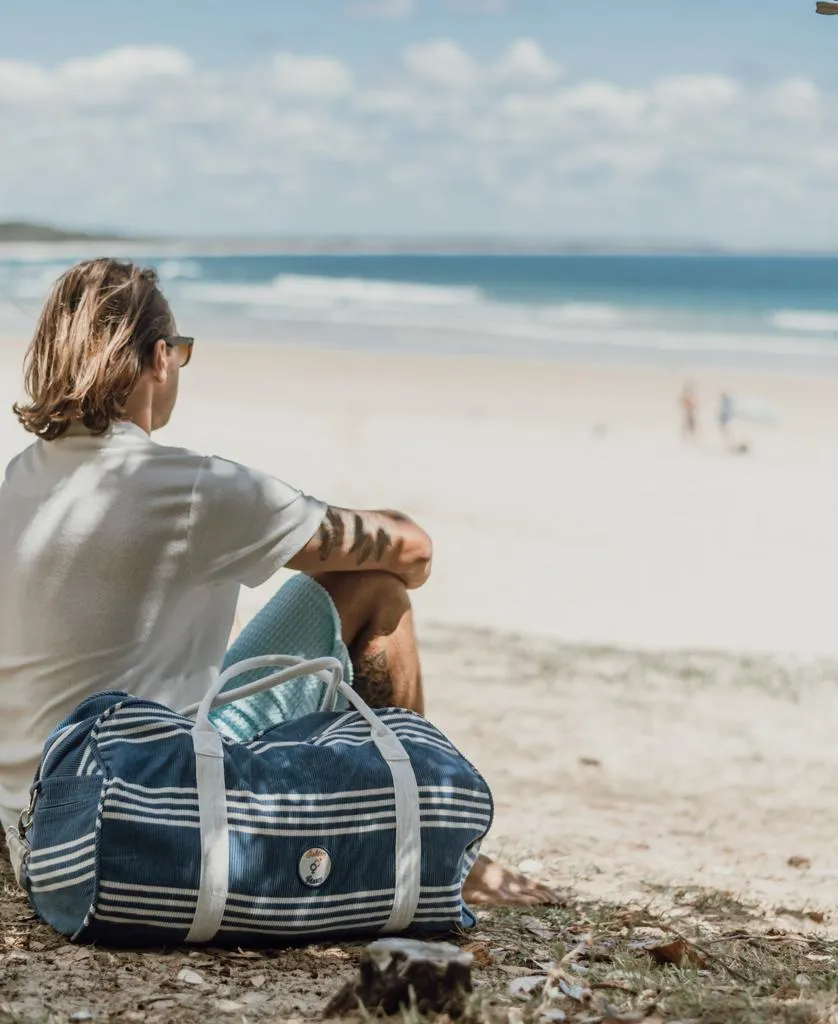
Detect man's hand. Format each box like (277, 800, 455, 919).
(288, 507, 433, 589)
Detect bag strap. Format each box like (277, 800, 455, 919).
(181, 654, 421, 943)
(4, 826, 29, 888)
(178, 655, 345, 720)
(333, 681, 421, 933)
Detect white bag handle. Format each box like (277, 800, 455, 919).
(182, 653, 421, 944)
(179, 655, 345, 723)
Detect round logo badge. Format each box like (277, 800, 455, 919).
(299, 847, 332, 888)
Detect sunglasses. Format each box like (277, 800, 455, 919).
(164, 335, 194, 367)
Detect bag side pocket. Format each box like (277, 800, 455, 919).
(27, 776, 104, 939)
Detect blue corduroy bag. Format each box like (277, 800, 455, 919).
(8, 655, 492, 947)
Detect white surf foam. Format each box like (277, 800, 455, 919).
(769, 310, 838, 333)
(3, 258, 838, 368)
(156, 259, 202, 282)
(173, 272, 838, 363)
(537, 302, 623, 327)
(182, 274, 485, 309)
(179, 273, 638, 343)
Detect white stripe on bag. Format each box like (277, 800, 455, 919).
(418, 795, 491, 809)
(76, 744, 92, 777)
(418, 785, 490, 797)
(419, 808, 492, 821)
(98, 720, 191, 739)
(314, 719, 445, 739)
(246, 741, 306, 752)
(108, 789, 401, 817)
(98, 728, 191, 746)
(221, 909, 391, 929)
(107, 787, 399, 813)
(28, 831, 97, 859)
(97, 892, 197, 909)
(104, 796, 400, 826)
(93, 913, 187, 930)
(102, 812, 201, 829)
(315, 733, 455, 755)
(27, 842, 96, 873)
(99, 879, 418, 903)
(108, 708, 184, 721)
(97, 887, 447, 911)
(101, 809, 485, 833)
(107, 779, 198, 795)
(108, 778, 399, 803)
(106, 788, 200, 807)
(100, 879, 199, 896)
(97, 902, 195, 921)
(230, 821, 397, 838)
(29, 865, 96, 892)
(104, 798, 201, 818)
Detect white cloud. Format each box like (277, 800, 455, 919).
(356, 88, 418, 113)
(351, 0, 414, 17)
(272, 52, 354, 98)
(494, 40, 562, 84)
(0, 61, 51, 103)
(403, 40, 479, 88)
(0, 47, 192, 106)
(768, 77, 820, 122)
(61, 46, 192, 87)
(350, 0, 507, 12)
(559, 81, 646, 127)
(0, 42, 836, 245)
(650, 74, 741, 115)
(447, 0, 510, 10)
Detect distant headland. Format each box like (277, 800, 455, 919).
(0, 222, 126, 244)
(1, 221, 830, 256)
(0, 222, 728, 255)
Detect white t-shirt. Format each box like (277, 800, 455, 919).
(0, 421, 326, 829)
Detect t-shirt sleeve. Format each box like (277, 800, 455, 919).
(188, 456, 327, 588)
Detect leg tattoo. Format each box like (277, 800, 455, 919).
(353, 647, 395, 708)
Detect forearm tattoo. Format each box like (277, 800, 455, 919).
(318, 508, 393, 567)
(317, 507, 344, 561)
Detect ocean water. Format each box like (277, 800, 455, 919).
(2, 251, 838, 371)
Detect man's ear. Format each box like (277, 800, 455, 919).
(150, 338, 169, 383)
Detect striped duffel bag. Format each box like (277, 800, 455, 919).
(8, 655, 492, 947)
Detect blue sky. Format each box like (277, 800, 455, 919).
(3, 2, 834, 85)
(1, 1, 836, 245)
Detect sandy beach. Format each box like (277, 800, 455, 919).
(94, 340, 838, 656)
(2, 337, 837, 925)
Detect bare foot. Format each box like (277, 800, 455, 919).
(463, 854, 563, 907)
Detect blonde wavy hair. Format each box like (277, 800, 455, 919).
(13, 259, 174, 440)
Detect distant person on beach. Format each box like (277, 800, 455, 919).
(718, 391, 751, 455)
(0, 258, 555, 908)
(719, 391, 733, 440)
(679, 382, 699, 439)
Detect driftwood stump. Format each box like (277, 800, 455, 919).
(324, 938, 474, 1018)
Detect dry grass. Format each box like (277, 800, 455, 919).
(3, 850, 838, 1024)
(469, 892, 838, 1024)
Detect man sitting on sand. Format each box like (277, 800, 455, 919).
(0, 258, 554, 907)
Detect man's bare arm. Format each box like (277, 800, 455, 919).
(287, 507, 433, 589)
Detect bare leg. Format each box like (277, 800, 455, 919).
(309, 570, 560, 907)
(309, 570, 424, 713)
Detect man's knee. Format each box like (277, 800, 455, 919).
(362, 571, 411, 635)
(310, 570, 411, 642)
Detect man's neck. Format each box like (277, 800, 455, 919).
(128, 413, 152, 436)
(122, 394, 153, 435)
